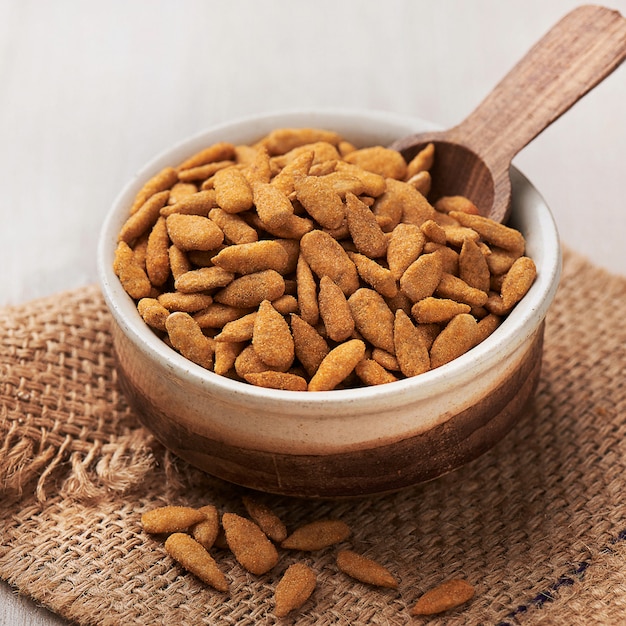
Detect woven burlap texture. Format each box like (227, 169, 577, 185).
(1, 247, 626, 625)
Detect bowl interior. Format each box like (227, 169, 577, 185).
(97, 108, 561, 415)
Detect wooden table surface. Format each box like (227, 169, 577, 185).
(1, 1, 624, 623)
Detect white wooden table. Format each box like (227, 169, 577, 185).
(1, 1, 624, 623)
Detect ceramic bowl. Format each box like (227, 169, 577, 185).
(97, 109, 561, 498)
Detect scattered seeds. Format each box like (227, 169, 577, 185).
(164, 532, 229, 592)
(336, 550, 398, 588)
(281, 519, 351, 551)
(222, 512, 279, 575)
(274, 563, 317, 617)
(410, 578, 475, 615)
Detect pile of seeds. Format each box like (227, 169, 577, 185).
(114, 127, 536, 391)
(141, 497, 475, 617)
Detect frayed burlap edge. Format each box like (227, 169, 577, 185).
(0, 284, 156, 503)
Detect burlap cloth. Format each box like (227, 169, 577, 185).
(2, 246, 626, 625)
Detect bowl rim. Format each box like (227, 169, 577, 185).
(97, 107, 561, 412)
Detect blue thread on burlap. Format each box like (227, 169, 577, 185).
(497, 530, 626, 625)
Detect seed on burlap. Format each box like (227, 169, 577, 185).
(410, 578, 475, 615)
(281, 519, 351, 551)
(164, 532, 229, 592)
(222, 512, 279, 575)
(336, 550, 399, 588)
(242, 496, 288, 543)
(274, 563, 317, 617)
(141, 506, 207, 534)
(190, 505, 220, 550)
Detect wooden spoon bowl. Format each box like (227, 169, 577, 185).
(391, 5, 626, 223)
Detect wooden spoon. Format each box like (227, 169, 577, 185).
(390, 5, 626, 223)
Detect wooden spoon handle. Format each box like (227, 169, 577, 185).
(453, 5, 626, 169)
